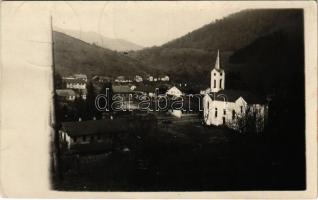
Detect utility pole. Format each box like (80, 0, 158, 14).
(50, 14, 62, 183)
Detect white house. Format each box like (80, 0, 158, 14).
(166, 86, 183, 97)
(159, 75, 170, 82)
(63, 76, 87, 90)
(203, 50, 267, 133)
(134, 75, 143, 82)
(56, 89, 76, 101)
(146, 76, 154, 82)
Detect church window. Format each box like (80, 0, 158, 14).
(215, 108, 218, 117)
(220, 73, 222, 76)
(214, 73, 216, 76)
(214, 80, 216, 88)
(232, 110, 236, 120)
(223, 109, 226, 115)
(220, 79, 222, 88)
(240, 106, 243, 113)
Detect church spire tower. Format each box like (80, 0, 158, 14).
(215, 50, 220, 70)
(210, 50, 225, 93)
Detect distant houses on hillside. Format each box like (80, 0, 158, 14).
(145, 75, 169, 82)
(113, 74, 170, 83)
(56, 71, 201, 120)
(115, 76, 133, 83)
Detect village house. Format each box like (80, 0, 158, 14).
(146, 75, 154, 82)
(112, 85, 133, 95)
(112, 85, 139, 110)
(166, 86, 183, 97)
(77, 89, 87, 100)
(134, 75, 143, 82)
(115, 75, 132, 83)
(135, 85, 157, 98)
(63, 75, 87, 90)
(159, 75, 170, 82)
(149, 76, 154, 82)
(203, 51, 267, 132)
(92, 75, 112, 83)
(59, 118, 129, 150)
(73, 73, 88, 82)
(56, 89, 76, 101)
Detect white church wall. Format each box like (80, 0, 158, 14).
(203, 95, 266, 133)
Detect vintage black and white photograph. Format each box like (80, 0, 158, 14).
(0, 1, 317, 197)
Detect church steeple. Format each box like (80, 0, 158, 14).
(210, 50, 225, 93)
(214, 50, 220, 70)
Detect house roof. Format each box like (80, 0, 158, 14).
(135, 85, 158, 93)
(112, 85, 133, 93)
(61, 118, 128, 137)
(115, 76, 126, 80)
(208, 90, 264, 104)
(56, 89, 76, 97)
(167, 86, 182, 93)
(62, 78, 86, 84)
(73, 74, 87, 79)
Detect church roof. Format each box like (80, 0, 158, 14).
(208, 90, 265, 104)
(213, 50, 224, 72)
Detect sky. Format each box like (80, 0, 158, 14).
(3, 1, 247, 47)
(6, 1, 309, 48)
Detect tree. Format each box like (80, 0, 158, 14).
(54, 72, 63, 89)
(232, 106, 264, 134)
(86, 82, 98, 119)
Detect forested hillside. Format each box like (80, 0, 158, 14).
(130, 9, 304, 90)
(53, 31, 148, 78)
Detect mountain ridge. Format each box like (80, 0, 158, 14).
(55, 28, 144, 52)
(53, 31, 149, 78)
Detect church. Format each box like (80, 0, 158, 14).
(202, 51, 268, 133)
